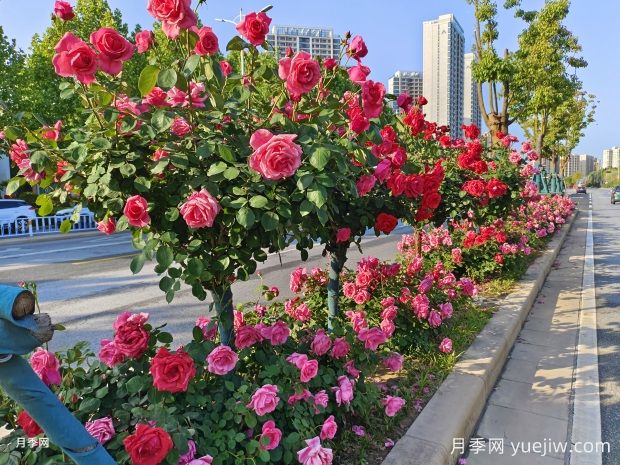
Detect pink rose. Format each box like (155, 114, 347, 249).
(219, 60, 233, 77)
(374, 159, 392, 183)
(397, 92, 413, 111)
(381, 319, 396, 338)
(143, 87, 170, 107)
(362, 80, 385, 118)
(439, 337, 453, 354)
(348, 63, 370, 84)
(171, 116, 192, 136)
(193, 26, 219, 56)
(147, 0, 197, 39)
(259, 420, 282, 451)
(314, 390, 329, 408)
(196, 316, 218, 340)
(54, 1, 75, 21)
(356, 174, 376, 197)
(288, 389, 312, 405)
(342, 282, 356, 299)
(428, 310, 442, 328)
(334, 376, 354, 406)
(279, 51, 321, 98)
(178, 440, 196, 465)
(113, 312, 150, 359)
(330, 337, 350, 359)
(311, 329, 332, 356)
(85, 417, 115, 445)
(354, 289, 371, 304)
(30, 348, 61, 386)
(300, 359, 319, 383)
(247, 384, 280, 416)
(287, 352, 308, 369)
(124, 195, 150, 228)
(381, 305, 398, 320)
(348, 107, 370, 134)
(235, 325, 262, 350)
(357, 327, 387, 351)
(297, 437, 333, 465)
(439, 303, 453, 319)
(248, 129, 302, 180)
(180, 189, 221, 229)
(98, 339, 125, 367)
(269, 321, 290, 345)
(90, 28, 134, 75)
(135, 30, 154, 53)
(207, 345, 238, 375)
(344, 361, 360, 378)
(323, 57, 337, 70)
(336, 228, 351, 243)
(236, 12, 271, 46)
(347, 35, 368, 60)
(42, 120, 62, 141)
(382, 395, 406, 417)
(97, 217, 116, 235)
(289, 267, 308, 293)
(53, 32, 98, 85)
(320, 415, 337, 440)
(188, 457, 213, 465)
(383, 353, 404, 372)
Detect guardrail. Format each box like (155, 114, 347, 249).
(0, 214, 98, 239)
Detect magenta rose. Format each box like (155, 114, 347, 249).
(180, 189, 221, 229)
(320, 415, 337, 440)
(269, 321, 290, 345)
(259, 420, 282, 451)
(323, 57, 338, 70)
(348, 63, 370, 84)
(124, 195, 150, 228)
(150, 347, 196, 393)
(347, 35, 368, 60)
(356, 174, 376, 197)
(220, 60, 233, 77)
(382, 396, 406, 417)
(336, 227, 351, 243)
(54, 1, 75, 21)
(85, 417, 115, 445)
(97, 217, 116, 235)
(193, 26, 219, 56)
(207, 345, 238, 375)
(248, 129, 302, 180)
(135, 30, 154, 53)
(147, 0, 197, 39)
(357, 327, 387, 351)
(171, 116, 192, 136)
(90, 27, 134, 75)
(30, 348, 61, 386)
(196, 316, 218, 340)
(300, 359, 319, 383)
(247, 384, 280, 416)
(53, 32, 98, 85)
(439, 337, 453, 354)
(362, 80, 385, 118)
(98, 339, 125, 367)
(297, 437, 333, 465)
(397, 92, 413, 111)
(188, 457, 213, 465)
(235, 12, 271, 46)
(330, 337, 350, 359)
(113, 312, 150, 359)
(235, 325, 262, 350)
(279, 51, 321, 98)
(311, 329, 332, 356)
(383, 352, 404, 372)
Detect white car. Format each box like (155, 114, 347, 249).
(0, 199, 37, 233)
(55, 206, 94, 220)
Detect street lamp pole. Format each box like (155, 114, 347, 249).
(215, 8, 245, 75)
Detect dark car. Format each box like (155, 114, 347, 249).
(576, 182, 586, 194)
(611, 186, 620, 204)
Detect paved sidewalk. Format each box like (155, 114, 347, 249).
(467, 210, 588, 465)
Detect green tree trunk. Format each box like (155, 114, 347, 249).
(326, 245, 348, 331)
(210, 286, 234, 346)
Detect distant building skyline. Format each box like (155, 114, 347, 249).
(266, 25, 341, 59)
(565, 154, 597, 177)
(387, 71, 423, 112)
(602, 147, 620, 169)
(463, 52, 482, 128)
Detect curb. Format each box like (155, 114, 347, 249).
(381, 209, 579, 465)
(0, 230, 122, 246)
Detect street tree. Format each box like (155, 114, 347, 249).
(0, 26, 27, 130)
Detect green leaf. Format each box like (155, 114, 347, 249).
(79, 398, 101, 414)
(207, 161, 228, 176)
(309, 147, 331, 170)
(187, 257, 204, 276)
(126, 376, 146, 394)
(6, 178, 24, 196)
(159, 276, 174, 292)
(59, 219, 72, 233)
(296, 174, 314, 191)
(249, 195, 268, 209)
(130, 253, 146, 274)
(156, 246, 174, 269)
(92, 137, 111, 150)
(236, 207, 255, 229)
(307, 185, 327, 208)
(183, 55, 201, 77)
(218, 145, 235, 163)
(223, 167, 240, 180)
(299, 200, 314, 216)
(226, 36, 249, 51)
(152, 110, 173, 132)
(138, 65, 160, 96)
(35, 194, 53, 217)
(157, 332, 173, 343)
(158, 68, 178, 89)
(260, 212, 279, 231)
(119, 163, 136, 177)
(134, 177, 152, 193)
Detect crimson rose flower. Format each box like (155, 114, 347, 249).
(462, 180, 486, 197)
(150, 347, 196, 393)
(54, 1, 74, 21)
(193, 26, 219, 56)
(124, 195, 151, 228)
(17, 411, 42, 438)
(236, 12, 271, 46)
(375, 213, 398, 234)
(487, 178, 508, 198)
(123, 424, 173, 465)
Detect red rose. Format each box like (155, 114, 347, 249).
(17, 411, 43, 438)
(462, 180, 486, 197)
(362, 80, 385, 118)
(97, 217, 116, 235)
(124, 195, 151, 228)
(147, 0, 197, 39)
(90, 28, 134, 75)
(323, 57, 338, 70)
(54, 1, 74, 21)
(347, 35, 368, 60)
(422, 191, 442, 209)
(462, 124, 480, 140)
(348, 107, 370, 134)
(236, 12, 271, 46)
(193, 26, 219, 56)
(417, 96, 428, 106)
(113, 312, 150, 359)
(53, 32, 98, 85)
(150, 348, 196, 393)
(375, 213, 398, 234)
(123, 424, 173, 465)
(487, 178, 508, 198)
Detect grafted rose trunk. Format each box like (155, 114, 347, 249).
(210, 286, 234, 346)
(326, 245, 348, 331)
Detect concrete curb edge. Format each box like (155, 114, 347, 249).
(381, 208, 579, 465)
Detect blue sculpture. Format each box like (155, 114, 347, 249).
(0, 284, 116, 464)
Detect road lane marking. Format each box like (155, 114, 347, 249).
(570, 205, 602, 465)
(0, 239, 130, 260)
(71, 253, 138, 265)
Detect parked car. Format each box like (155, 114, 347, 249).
(0, 199, 37, 233)
(611, 186, 620, 204)
(576, 182, 587, 194)
(55, 206, 94, 225)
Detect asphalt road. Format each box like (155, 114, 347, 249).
(591, 187, 620, 464)
(0, 226, 411, 352)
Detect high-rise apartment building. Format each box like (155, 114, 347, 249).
(387, 71, 423, 111)
(566, 154, 596, 177)
(602, 147, 620, 169)
(463, 52, 481, 128)
(422, 14, 465, 138)
(266, 25, 341, 59)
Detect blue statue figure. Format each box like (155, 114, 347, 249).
(0, 284, 116, 464)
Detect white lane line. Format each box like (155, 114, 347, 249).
(570, 205, 602, 465)
(0, 239, 129, 260)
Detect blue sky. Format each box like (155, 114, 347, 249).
(0, 0, 617, 159)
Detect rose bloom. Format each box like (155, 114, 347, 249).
(439, 302, 453, 319)
(193, 26, 219, 56)
(99, 338, 125, 367)
(314, 390, 329, 409)
(330, 337, 350, 359)
(278, 51, 321, 98)
(147, 0, 197, 39)
(188, 457, 213, 465)
(347, 35, 368, 60)
(53, 32, 98, 85)
(334, 376, 354, 406)
(143, 87, 169, 107)
(335, 227, 351, 243)
(171, 116, 192, 136)
(428, 310, 442, 328)
(382, 396, 406, 417)
(348, 63, 370, 83)
(150, 347, 196, 393)
(269, 320, 290, 345)
(362, 80, 385, 118)
(354, 289, 371, 305)
(30, 348, 62, 386)
(311, 329, 332, 356)
(462, 180, 486, 197)
(383, 352, 404, 372)
(358, 327, 388, 351)
(236, 11, 271, 45)
(54, 1, 75, 21)
(123, 424, 173, 465)
(97, 217, 116, 235)
(42, 120, 62, 141)
(248, 129, 302, 180)
(85, 417, 115, 445)
(196, 316, 217, 340)
(17, 411, 42, 438)
(439, 337, 453, 354)
(178, 440, 197, 465)
(220, 60, 233, 77)
(135, 30, 154, 53)
(113, 311, 150, 359)
(207, 345, 238, 375)
(247, 384, 280, 416)
(487, 178, 509, 198)
(297, 437, 333, 465)
(260, 420, 282, 451)
(375, 213, 398, 234)
(323, 57, 338, 70)
(90, 28, 134, 75)
(124, 195, 150, 228)
(397, 92, 413, 111)
(300, 359, 319, 383)
(180, 189, 221, 229)
(235, 324, 262, 350)
(320, 415, 338, 440)
(349, 107, 370, 133)
(356, 174, 376, 197)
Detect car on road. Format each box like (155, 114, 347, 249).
(0, 199, 37, 233)
(55, 206, 94, 221)
(611, 186, 620, 204)
(576, 182, 587, 194)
